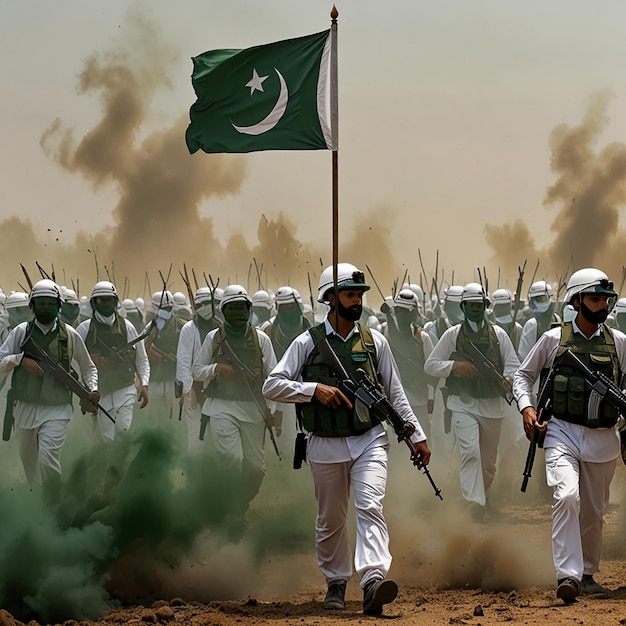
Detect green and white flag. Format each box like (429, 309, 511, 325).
(186, 29, 333, 154)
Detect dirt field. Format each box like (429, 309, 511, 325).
(1, 418, 626, 626)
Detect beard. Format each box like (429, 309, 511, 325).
(336, 301, 362, 322)
(580, 301, 609, 324)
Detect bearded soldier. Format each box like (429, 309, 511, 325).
(0, 280, 99, 503)
(192, 285, 280, 512)
(425, 283, 520, 521)
(176, 286, 221, 451)
(76, 281, 150, 443)
(514, 268, 625, 602)
(263, 264, 430, 616)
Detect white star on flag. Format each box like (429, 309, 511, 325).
(245, 69, 269, 95)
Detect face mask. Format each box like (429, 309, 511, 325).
(196, 303, 214, 320)
(94, 311, 116, 326)
(445, 302, 464, 325)
(93, 302, 117, 317)
(531, 300, 551, 315)
(222, 303, 250, 328)
(495, 313, 513, 324)
(9, 307, 31, 327)
(157, 308, 172, 321)
(580, 300, 609, 324)
(463, 303, 486, 324)
(61, 303, 80, 322)
(32, 299, 59, 325)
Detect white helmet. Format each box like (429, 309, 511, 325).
(491, 288, 512, 306)
(173, 291, 187, 306)
(394, 288, 419, 311)
(123, 298, 138, 313)
(150, 290, 174, 310)
(275, 286, 303, 307)
(409, 283, 424, 300)
(61, 287, 79, 304)
(193, 287, 214, 305)
(30, 279, 61, 303)
(220, 285, 251, 310)
(90, 280, 118, 301)
(444, 285, 464, 303)
(564, 268, 616, 305)
(80, 295, 92, 318)
(461, 282, 490, 305)
(251, 290, 273, 309)
(528, 281, 553, 301)
(5, 291, 30, 309)
(135, 297, 145, 314)
(317, 263, 370, 303)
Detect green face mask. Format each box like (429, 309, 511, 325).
(463, 302, 485, 323)
(222, 302, 251, 328)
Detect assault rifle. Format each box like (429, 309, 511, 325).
(217, 335, 281, 460)
(521, 348, 626, 491)
(451, 339, 514, 404)
(317, 337, 443, 499)
(21, 335, 115, 424)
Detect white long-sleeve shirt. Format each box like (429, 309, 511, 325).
(192, 326, 278, 422)
(513, 320, 626, 462)
(176, 319, 203, 395)
(0, 320, 98, 428)
(262, 319, 426, 464)
(76, 318, 150, 387)
(424, 323, 520, 418)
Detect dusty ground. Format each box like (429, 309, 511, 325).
(2, 478, 626, 626)
(2, 415, 626, 626)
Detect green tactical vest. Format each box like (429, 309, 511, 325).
(548, 322, 621, 428)
(447, 322, 504, 400)
(298, 323, 379, 436)
(87, 316, 135, 395)
(205, 325, 263, 402)
(12, 320, 72, 406)
(149, 315, 185, 382)
(388, 324, 429, 396)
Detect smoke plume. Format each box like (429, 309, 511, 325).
(486, 91, 626, 288)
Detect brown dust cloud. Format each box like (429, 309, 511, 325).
(1, 11, 626, 626)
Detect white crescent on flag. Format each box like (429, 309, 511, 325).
(231, 68, 289, 136)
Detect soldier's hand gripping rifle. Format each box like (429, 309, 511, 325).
(451, 339, 514, 405)
(520, 359, 557, 493)
(317, 338, 443, 499)
(21, 336, 115, 424)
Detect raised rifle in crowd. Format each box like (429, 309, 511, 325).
(316, 337, 443, 500)
(20, 335, 116, 424)
(451, 339, 514, 404)
(521, 348, 626, 492)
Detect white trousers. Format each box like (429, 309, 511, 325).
(451, 411, 503, 506)
(210, 413, 266, 507)
(545, 443, 616, 581)
(17, 419, 69, 485)
(182, 395, 203, 452)
(310, 442, 391, 589)
(94, 385, 137, 443)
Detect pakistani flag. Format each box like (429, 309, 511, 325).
(186, 29, 333, 154)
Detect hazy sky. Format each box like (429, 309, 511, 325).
(2, 1, 626, 295)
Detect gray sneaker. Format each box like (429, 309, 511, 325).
(323, 582, 346, 610)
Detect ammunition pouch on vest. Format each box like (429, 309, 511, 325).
(13, 320, 72, 406)
(549, 322, 621, 428)
(88, 316, 135, 395)
(205, 325, 263, 402)
(447, 323, 504, 400)
(297, 323, 379, 437)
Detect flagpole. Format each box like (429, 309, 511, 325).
(330, 5, 339, 313)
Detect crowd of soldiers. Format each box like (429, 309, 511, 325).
(0, 263, 624, 614)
